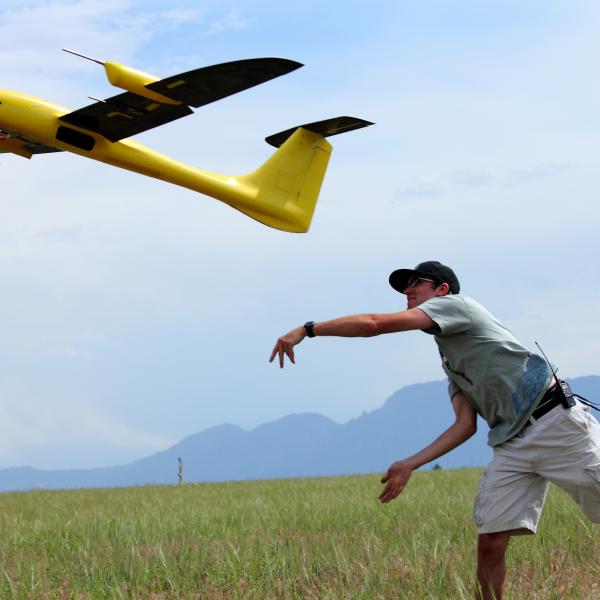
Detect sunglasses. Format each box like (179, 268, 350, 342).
(405, 275, 438, 289)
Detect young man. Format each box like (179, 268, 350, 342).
(269, 261, 600, 600)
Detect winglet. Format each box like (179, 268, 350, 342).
(265, 116, 374, 148)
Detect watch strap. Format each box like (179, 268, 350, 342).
(304, 321, 316, 338)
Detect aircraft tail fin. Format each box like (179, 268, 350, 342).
(231, 116, 372, 233)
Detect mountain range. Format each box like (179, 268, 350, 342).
(1, 376, 598, 492)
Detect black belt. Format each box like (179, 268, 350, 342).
(530, 383, 563, 420)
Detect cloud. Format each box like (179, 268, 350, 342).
(1, 1, 599, 472)
(0, 1, 150, 93)
(453, 163, 570, 188)
(161, 8, 205, 27)
(395, 163, 570, 200)
(207, 9, 248, 34)
(0, 387, 174, 469)
(0, 0, 255, 100)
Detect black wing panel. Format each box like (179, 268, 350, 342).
(146, 58, 302, 108)
(265, 116, 374, 148)
(59, 92, 192, 142)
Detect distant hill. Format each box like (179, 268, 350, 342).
(1, 376, 598, 492)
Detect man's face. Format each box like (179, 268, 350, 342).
(404, 276, 444, 309)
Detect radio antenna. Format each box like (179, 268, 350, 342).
(62, 48, 104, 65)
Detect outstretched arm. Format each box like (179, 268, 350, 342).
(379, 392, 477, 503)
(269, 309, 435, 368)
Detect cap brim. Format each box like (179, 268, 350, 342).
(389, 269, 418, 293)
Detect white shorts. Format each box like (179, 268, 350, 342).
(474, 401, 600, 535)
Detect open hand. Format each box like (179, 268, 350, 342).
(379, 460, 414, 503)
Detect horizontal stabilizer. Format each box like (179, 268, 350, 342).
(265, 116, 374, 148)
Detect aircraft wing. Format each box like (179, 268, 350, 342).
(0, 132, 62, 159)
(59, 58, 302, 143)
(145, 57, 302, 107)
(58, 92, 192, 143)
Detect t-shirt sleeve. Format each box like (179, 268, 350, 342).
(418, 296, 472, 335)
(448, 378, 462, 400)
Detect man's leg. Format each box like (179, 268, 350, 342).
(536, 402, 600, 523)
(476, 530, 513, 599)
(474, 437, 547, 600)
(473, 419, 552, 599)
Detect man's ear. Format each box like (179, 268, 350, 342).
(435, 282, 450, 296)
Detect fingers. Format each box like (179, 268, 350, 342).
(378, 480, 404, 503)
(379, 467, 411, 503)
(269, 339, 296, 368)
(378, 483, 395, 503)
(279, 343, 294, 368)
(268, 345, 285, 368)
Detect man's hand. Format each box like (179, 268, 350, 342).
(269, 326, 306, 368)
(268, 311, 436, 370)
(379, 460, 414, 503)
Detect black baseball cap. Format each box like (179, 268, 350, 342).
(389, 261, 460, 294)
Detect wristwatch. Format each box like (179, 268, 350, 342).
(304, 321, 316, 338)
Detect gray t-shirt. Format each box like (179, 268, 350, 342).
(418, 295, 553, 446)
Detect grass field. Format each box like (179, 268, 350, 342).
(0, 468, 598, 599)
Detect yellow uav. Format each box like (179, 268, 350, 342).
(0, 50, 372, 233)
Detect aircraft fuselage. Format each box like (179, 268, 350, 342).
(0, 89, 254, 208)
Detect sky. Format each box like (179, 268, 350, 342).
(0, 0, 599, 470)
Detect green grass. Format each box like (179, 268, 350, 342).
(0, 469, 598, 598)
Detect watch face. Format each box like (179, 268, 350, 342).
(304, 321, 315, 337)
